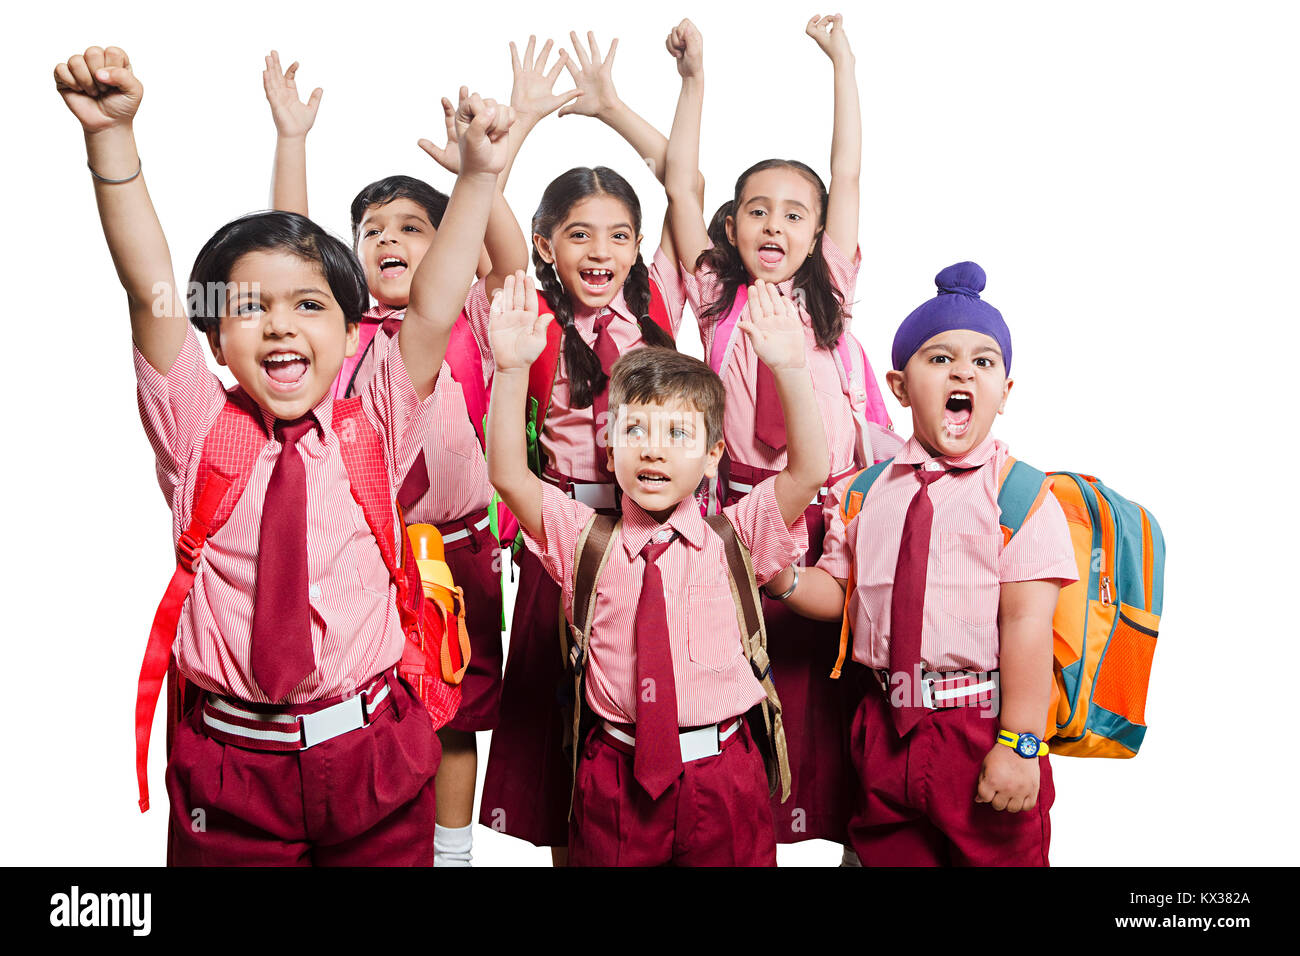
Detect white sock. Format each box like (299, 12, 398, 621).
(434, 823, 474, 867)
(839, 845, 862, 867)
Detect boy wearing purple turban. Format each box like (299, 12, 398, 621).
(763, 262, 1079, 865)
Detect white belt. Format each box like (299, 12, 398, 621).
(570, 482, 617, 510)
(729, 477, 831, 504)
(440, 513, 491, 545)
(202, 677, 391, 749)
(602, 718, 741, 763)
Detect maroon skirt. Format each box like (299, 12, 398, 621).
(440, 511, 504, 733)
(478, 546, 573, 846)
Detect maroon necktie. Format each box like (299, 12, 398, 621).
(888, 464, 947, 736)
(250, 417, 318, 702)
(590, 310, 620, 448)
(634, 535, 682, 799)
(753, 361, 787, 452)
(380, 311, 403, 339)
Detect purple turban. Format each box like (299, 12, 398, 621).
(891, 262, 1012, 373)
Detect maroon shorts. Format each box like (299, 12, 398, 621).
(569, 719, 777, 867)
(478, 547, 573, 846)
(440, 511, 504, 733)
(847, 680, 1054, 866)
(165, 674, 441, 866)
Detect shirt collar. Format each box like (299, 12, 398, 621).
(619, 491, 708, 559)
(892, 432, 998, 469)
(255, 390, 334, 448)
(364, 304, 405, 324)
(574, 288, 637, 328)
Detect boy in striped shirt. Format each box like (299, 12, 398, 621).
(765, 262, 1078, 866)
(485, 275, 829, 866)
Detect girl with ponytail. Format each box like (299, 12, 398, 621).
(663, 16, 900, 862)
(475, 30, 697, 862)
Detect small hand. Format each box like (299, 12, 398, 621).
(54, 46, 141, 133)
(558, 30, 620, 118)
(418, 87, 468, 174)
(262, 50, 322, 138)
(664, 18, 704, 79)
(806, 13, 853, 63)
(453, 91, 515, 178)
(975, 742, 1041, 813)
(738, 280, 808, 371)
(510, 36, 582, 128)
(489, 271, 551, 371)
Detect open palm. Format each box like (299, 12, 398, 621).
(489, 273, 550, 371)
(558, 31, 620, 118)
(262, 50, 321, 138)
(738, 280, 808, 371)
(511, 36, 581, 126)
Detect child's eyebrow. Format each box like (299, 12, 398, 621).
(291, 287, 331, 298)
(743, 195, 811, 213)
(564, 221, 634, 232)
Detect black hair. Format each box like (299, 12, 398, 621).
(531, 166, 676, 409)
(350, 175, 450, 246)
(695, 158, 846, 351)
(187, 210, 368, 332)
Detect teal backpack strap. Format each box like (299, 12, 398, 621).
(997, 458, 1051, 542)
(841, 458, 893, 523)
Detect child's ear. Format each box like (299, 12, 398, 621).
(205, 327, 227, 367)
(344, 321, 361, 359)
(998, 377, 1013, 414)
(605, 437, 615, 473)
(702, 439, 726, 479)
(533, 233, 554, 265)
(885, 369, 909, 407)
(724, 215, 737, 248)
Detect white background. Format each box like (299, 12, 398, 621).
(4, 0, 1296, 866)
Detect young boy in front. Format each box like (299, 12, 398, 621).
(765, 261, 1079, 866)
(486, 275, 829, 866)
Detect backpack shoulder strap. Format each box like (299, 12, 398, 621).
(703, 513, 791, 802)
(840, 457, 893, 525)
(707, 285, 749, 375)
(996, 456, 1051, 547)
(645, 274, 675, 338)
(445, 311, 489, 449)
(526, 293, 562, 477)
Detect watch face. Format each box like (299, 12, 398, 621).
(1017, 736, 1038, 757)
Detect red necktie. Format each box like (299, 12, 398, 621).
(634, 535, 682, 799)
(888, 464, 947, 736)
(753, 361, 787, 452)
(250, 417, 318, 702)
(590, 310, 620, 448)
(380, 311, 403, 338)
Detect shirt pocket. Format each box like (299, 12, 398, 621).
(937, 531, 1002, 627)
(687, 582, 743, 673)
(433, 380, 475, 463)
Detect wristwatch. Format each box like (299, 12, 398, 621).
(997, 729, 1049, 758)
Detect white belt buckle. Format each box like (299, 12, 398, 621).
(920, 675, 936, 710)
(572, 483, 617, 510)
(727, 479, 754, 495)
(679, 724, 722, 762)
(298, 693, 366, 749)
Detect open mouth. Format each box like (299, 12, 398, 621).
(262, 350, 310, 391)
(378, 255, 408, 279)
(943, 390, 973, 437)
(578, 268, 615, 294)
(636, 469, 671, 490)
(756, 242, 785, 267)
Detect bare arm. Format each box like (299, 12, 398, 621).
(263, 51, 321, 216)
(663, 20, 711, 274)
(740, 281, 830, 526)
(807, 14, 860, 253)
(769, 564, 847, 622)
(485, 272, 551, 540)
(57, 46, 187, 374)
(996, 578, 1061, 739)
(402, 95, 514, 398)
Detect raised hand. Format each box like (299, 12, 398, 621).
(511, 36, 582, 128)
(738, 281, 808, 371)
(418, 86, 469, 173)
(488, 272, 550, 371)
(664, 18, 703, 79)
(558, 30, 621, 119)
(54, 45, 141, 133)
(262, 50, 322, 138)
(454, 91, 515, 178)
(806, 13, 853, 62)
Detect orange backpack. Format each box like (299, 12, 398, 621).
(832, 457, 1164, 758)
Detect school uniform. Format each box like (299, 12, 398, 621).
(525, 477, 807, 866)
(136, 326, 442, 865)
(475, 249, 688, 847)
(683, 234, 899, 844)
(339, 309, 503, 731)
(817, 434, 1079, 866)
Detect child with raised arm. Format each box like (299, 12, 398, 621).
(486, 272, 828, 866)
(663, 15, 899, 855)
(56, 44, 514, 865)
(262, 41, 576, 867)
(766, 262, 1079, 866)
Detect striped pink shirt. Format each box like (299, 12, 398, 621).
(343, 312, 493, 525)
(683, 235, 872, 475)
(464, 248, 688, 483)
(134, 326, 434, 703)
(817, 435, 1079, 672)
(524, 477, 808, 726)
